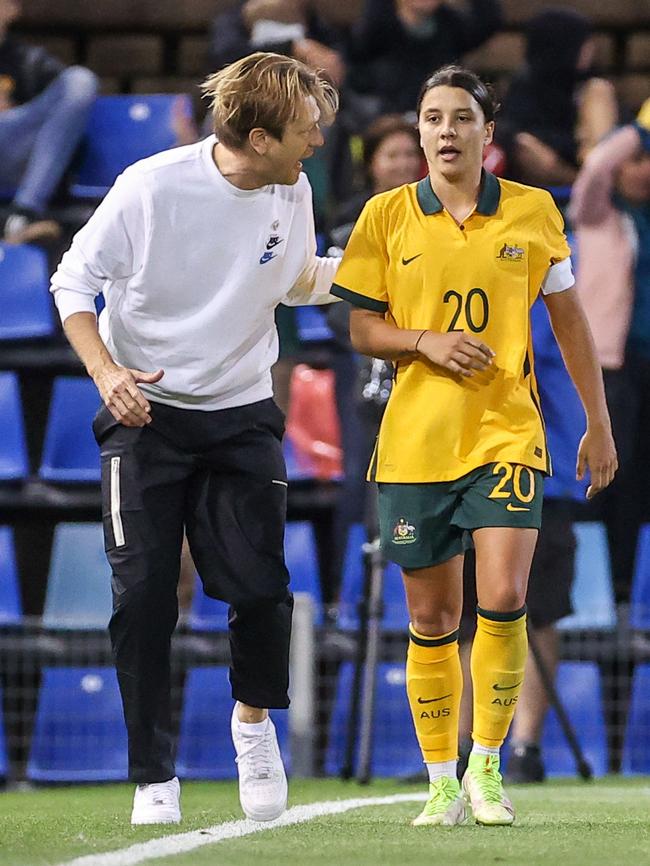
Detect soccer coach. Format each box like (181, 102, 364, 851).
(50, 53, 339, 826)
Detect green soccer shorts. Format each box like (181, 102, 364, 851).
(378, 462, 544, 569)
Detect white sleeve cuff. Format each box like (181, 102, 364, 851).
(283, 255, 341, 306)
(540, 257, 575, 295)
(51, 286, 98, 323)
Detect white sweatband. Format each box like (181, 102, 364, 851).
(540, 257, 575, 295)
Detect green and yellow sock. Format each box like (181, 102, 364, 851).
(471, 606, 527, 749)
(406, 624, 462, 763)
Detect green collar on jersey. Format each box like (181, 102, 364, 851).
(416, 169, 501, 217)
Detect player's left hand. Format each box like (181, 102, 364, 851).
(576, 423, 618, 499)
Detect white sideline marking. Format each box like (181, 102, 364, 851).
(54, 793, 428, 866)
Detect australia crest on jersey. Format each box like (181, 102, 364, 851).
(496, 242, 525, 262)
(392, 517, 417, 544)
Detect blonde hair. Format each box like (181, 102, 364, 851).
(201, 52, 339, 149)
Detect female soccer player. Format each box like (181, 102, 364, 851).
(331, 65, 617, 827)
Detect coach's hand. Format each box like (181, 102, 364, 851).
(416, 330, 495, 377)
(93, 362, 164, 427)
(576, 423, 618, 500)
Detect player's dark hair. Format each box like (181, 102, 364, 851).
(417, 65, 498, 121)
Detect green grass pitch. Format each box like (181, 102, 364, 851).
(1, 777, 649, 866)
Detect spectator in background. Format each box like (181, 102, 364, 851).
(498, 8, 617, 187)
(570, 109, 650, 601)
(209, 1, 348, 222)
(346, 0, 502, 116)
(325, 115, 422, 608)
(0, 0, 97, 243)
(210, 0, 346, 89)
(329, 113, 423, 244)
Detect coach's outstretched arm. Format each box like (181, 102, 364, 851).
(543, 287, 618, 499)
(63, 311, 163, 428)
(283, 251, 341, 306)
(282, 181, 342, 306)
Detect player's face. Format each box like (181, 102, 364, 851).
(370, 131, 422, 193)
(264, 97, 324, 186)
(418, 86, 494, 182)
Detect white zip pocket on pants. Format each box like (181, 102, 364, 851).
(110, 456, 126, 548)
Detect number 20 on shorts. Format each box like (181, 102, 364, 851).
(488, 462, 535, 503)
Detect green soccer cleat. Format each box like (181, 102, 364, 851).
(412, 776, 469, 827)
(462, 753, 515, 826)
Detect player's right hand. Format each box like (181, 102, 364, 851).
(416, 330, 495, 377)
(93, 363, 164, 427)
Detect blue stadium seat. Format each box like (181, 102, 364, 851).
(71, 94, 192, 197)
(338, 523, 365, 629)
(285, 521, 322, 622)
(0, 686, 7, 779)
(188, 576, 229, 632)
(176, 666, 290, 779)
(630, 525, 650, 630)
(338, 524, 407, 631)
(189, 521, 321, 630)
(622, 664, 650, 774)
(39, 377, 101, 482)
(42, 523, 112, 630)
(325, 661, 422, 777)
(542, 661, 608, 777)
(283, 435, 317, 481)
(0, 526, 22, 625)
(0, 243, 54, 340)
(382, 561, 408, 630)
(295, 306, 333, 342)
(557, 523, 617, 630)
(0, 372, 29, 481)
(27, 667, 127, 782)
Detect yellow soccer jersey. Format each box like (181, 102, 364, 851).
(331, 171, 572, 482)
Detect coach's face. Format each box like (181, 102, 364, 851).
(261, 96, 324, 186)
(418, 85, 493, 181)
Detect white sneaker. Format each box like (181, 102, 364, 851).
(231, 706, 288, 822)
(131, 776, 181, 825)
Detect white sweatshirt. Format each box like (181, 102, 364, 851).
(51, 135, 339, 410)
